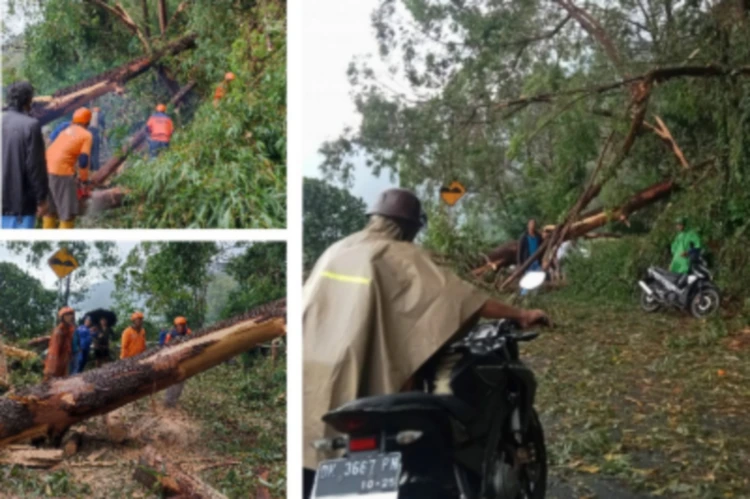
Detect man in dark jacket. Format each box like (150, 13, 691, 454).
(517, 218, 544, 296)
(2, 81, 49, 229)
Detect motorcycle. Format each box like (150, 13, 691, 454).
(310, 275, 548, 499)
(638, 248, 720, 318)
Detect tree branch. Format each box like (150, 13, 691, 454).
(85, 0, 151, 53)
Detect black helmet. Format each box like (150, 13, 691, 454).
(367, 188, 427, 228)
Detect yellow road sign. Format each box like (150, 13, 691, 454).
(440, 181, 467, 206)
(48, 247, 79, 279)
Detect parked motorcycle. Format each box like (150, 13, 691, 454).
(310, 276, 548, 498)
(638, 249, 720, 318)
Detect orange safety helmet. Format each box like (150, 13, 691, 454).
(174, 316, 187, 326)
(224, 72, 236, 81)
(131, 311, 144, 321)
(155, 103, 167, 113)
(72, 107, 92, 125)
(58, 306, 75, 318)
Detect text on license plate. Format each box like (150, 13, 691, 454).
(313, 453, 401, 496)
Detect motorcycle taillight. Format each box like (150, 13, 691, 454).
(349, 436, 378, 452)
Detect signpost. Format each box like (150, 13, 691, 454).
(440, 181, 467, 206)
(47, 248, 79, 323)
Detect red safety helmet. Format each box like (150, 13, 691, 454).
(131, 311, 144, 321)
(156, 103, 166, 113)
(174, 316, 187, 326)
(225, 72, 236, 81)
(72, 107, 92, 125)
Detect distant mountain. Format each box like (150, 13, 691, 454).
(72, 280, 115, 312)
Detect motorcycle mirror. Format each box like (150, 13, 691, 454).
(519, 271, 546, 291)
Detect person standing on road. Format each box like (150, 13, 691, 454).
(44, 307, 76, 381)
(670, 218, 702, 274)
(163, 316, 192, 408)
(517, 218, 544, 296)
(44, 107, 93, 229)
(120, 312, 147, 359)
(93, 316, 116, 367)
(2, 81, 49, 229)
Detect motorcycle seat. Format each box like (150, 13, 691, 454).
(651, 267, 686, 285)
(331, 392, 475, 424)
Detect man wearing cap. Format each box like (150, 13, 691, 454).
(163, 316, 192, 407)
(2, 81, 49, 229)
(120, 311, 147, 359)
(44, 307, 76, 381)
(302, 188, 549, 496)
(44, 107, 94, 229)
(213, 72, 236, 107)
(146, 104, 174, 158)
(670, 218, 702, 274)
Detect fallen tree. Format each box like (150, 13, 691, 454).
(472, 179, 677, 277)
(91, 81, 196, 187)
(0, 299, 286, 448)
(31, 34, 196, 126)
(134, 445, 228, 499)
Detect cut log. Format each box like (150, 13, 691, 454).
(474, 179, 678, 276)
(0, 300, 286, 448)
(26, 336, 51, 350)
(91, 81, 196, 186)
(0, 445, 63, 468)
(31, 34, 196, 125)
(134, 445, 228, 499)
(2, 345, 39, 361)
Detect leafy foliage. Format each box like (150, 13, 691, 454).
(0, 262, 56, 340)
(221, 242, 286, 319)
(303, 177, 367, 269)
(319, 0, 750, 300)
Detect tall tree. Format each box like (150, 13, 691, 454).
(0, 263, 57, 340)
(303, 178, 367, 270)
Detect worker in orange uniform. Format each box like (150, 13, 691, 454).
(44, 307, 76, 381)
(146, 104, 174, 158)
(43, 107, 93, 229)
(164, 316, 192, 407)
(120, 311, 147, 359)
(213, 72, 236, 107)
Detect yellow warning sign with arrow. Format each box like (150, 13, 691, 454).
(47, 247, 79, 279)
(440, 181, 467, 206)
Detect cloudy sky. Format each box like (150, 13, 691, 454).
(302, 0, 396, 206)
(0, 242, 137, 289)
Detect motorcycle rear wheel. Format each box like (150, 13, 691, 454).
(640, 290, 660, 313)
(690, 287, 720, 318)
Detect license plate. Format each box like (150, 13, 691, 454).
(313, 453, 401, 497)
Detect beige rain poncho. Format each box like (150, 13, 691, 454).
(303, 217, 489, 469)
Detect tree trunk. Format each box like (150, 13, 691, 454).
(31, 34, 196, 126)
(0, 300, 285, 448)
(134, 445, 227, 499)
(158, 0, 169, 35)
(91, 81, 195, 186)
(473, 179, 677, 276)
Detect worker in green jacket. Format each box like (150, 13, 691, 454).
(670, 218, 701, 274)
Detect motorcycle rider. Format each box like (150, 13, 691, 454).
(302, 188, 549, 497)
(670, 218, 701, 274)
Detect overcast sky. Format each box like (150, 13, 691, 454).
(302, 0, 395, 206)
(0, 242, 137, 289)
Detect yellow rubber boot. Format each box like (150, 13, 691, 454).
(59, 219, 76, 229)
(42, 216, 59, 229)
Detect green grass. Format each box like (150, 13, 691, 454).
(0, 355, 286, 498)
(523, 292, 750, 498)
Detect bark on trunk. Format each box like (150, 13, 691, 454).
(473, 179, 677, 276)
(91, 81, 195, 186)
(134, 445, 228, 499)
(31, 34, 196, 126)
(0, 300, 285, 448)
